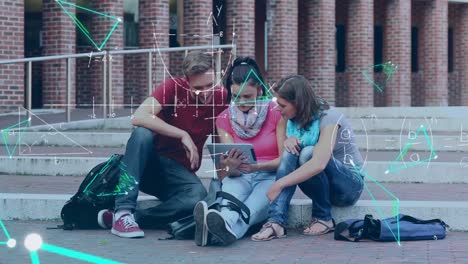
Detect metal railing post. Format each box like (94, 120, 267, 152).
(148, 51, 152, 97)
(26, 61, 32, 121)
(102, 51, 107, 119)
(66, 58, 72, 122)
(107, 51, 113, 117)
(216, 48, 221, 85)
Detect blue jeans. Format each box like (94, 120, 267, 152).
(268, 147, 363, 226)
(115, 127, 207, 228)
(219, 171, 275, 239)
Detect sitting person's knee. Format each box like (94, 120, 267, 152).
(185, 184, 207, 208)
(131, 127, 154, 144)
(299, 146, 314, 165)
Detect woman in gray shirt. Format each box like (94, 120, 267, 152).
(252, 75, 364, 241)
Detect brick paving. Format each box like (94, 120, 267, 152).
(0, 221, 467, 264)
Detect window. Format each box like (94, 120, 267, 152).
(336, 25, 346, 72)
(374, 26, 383, 72)
(411, 27, 418, 72)
(124, 13, 138, 47)
(448, 27, 453, 73)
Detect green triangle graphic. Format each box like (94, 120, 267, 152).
(386, 125, 438, 174)
(57, 0, 121, 51)
(362, 61, 398, 92)
(1, 118, 31, 158)
(231, 69, 274, 106)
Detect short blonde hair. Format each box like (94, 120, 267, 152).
(182, 51, 213, 76)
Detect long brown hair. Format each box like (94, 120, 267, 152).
(274, 75, 329, 129)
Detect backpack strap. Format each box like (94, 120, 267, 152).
(398, 215, 449, 229)
(334, 220, 364, 242)
(216, 191, 251, 225)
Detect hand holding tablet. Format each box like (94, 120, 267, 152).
(206, 143, 257, 165)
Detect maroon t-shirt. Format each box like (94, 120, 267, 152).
(152, 77, 227, 172)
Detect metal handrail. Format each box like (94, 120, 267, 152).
(0, 44, 236, 122)
(0, 44, 235, 64)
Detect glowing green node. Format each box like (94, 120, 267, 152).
(386, 125, 438, 174)
(1, 119, 31, 158)
(361, 61, 398, 92)
(351, 161, 401, 245)
(56, 0, 121, 51)
(231, 69, 274, 106)
(41, 243, 124, 264)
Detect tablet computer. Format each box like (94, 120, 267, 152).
(206, 143, 257, 165)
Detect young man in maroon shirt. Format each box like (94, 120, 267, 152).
(98, 51, 227, 238)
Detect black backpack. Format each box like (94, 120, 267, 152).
(60, 154, 124, 230)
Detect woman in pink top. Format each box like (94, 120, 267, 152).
(194, 57, 286, 246)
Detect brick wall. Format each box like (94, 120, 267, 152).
(421, 0, 448, 106)
(183, 0, 212, 46)
(448, 4, 460, 106)
(77, 0, 124, 110)
(298, 0, 336, 105)
(0, 1, 24, 113)
(138, 0, 169, 100)
(42, 0, 76, 109)
(383, 0, 412, 106)
(456, 4, 468, 105)
(225, 0, 255, 58)
(266, 0, 298, 83)
(346, 0, 374, 106)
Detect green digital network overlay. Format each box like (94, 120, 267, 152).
(1, 118, 31, 158)
(351, 162, 401, 245)
(56, 0, 121, 51)
(386, 125, 437, 174)
(1, 212, 123, 263)
(362, 61, 398, 92)
(231, 69, 274, 106)
(83, 155, 138, 197)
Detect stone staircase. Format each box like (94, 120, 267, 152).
(1, 107, 468, 231)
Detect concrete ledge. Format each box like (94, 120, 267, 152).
(4, 132, 467, 152)
(335, 106, 468, 119)
(1, 157, 467, 184)
(1, 193, 466, 231)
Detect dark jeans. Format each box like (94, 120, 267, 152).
(115, 127, 207, 228)
(268, 147, 364, 226)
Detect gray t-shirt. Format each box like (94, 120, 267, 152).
(319, 108, 364, 169)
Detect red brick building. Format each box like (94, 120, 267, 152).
(0, 0, 467, 113)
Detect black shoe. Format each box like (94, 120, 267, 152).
(206, 210, 237, 246)
(194, 201, 208, 246)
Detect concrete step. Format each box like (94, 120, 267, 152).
(0, 176, 466, 230)
(348, 117, 468, 133)
(3, 131, 468, 152)
(1, 154, 467, 183)
(2, 176, 466, 201)
(335, 106, 468, 119)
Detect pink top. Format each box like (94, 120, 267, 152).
(216, 101, 282, 162)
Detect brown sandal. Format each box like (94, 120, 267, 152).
(303, 218, 335, 236)
(251, 222, 287, 242)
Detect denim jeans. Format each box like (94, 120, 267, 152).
(115, 127, 207, 228)
(268, 146, 363, 226)
(219, 171, 275, 239)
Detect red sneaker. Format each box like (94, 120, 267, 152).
(97, 209, 113, 229)
(111, 213, 145, 238)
